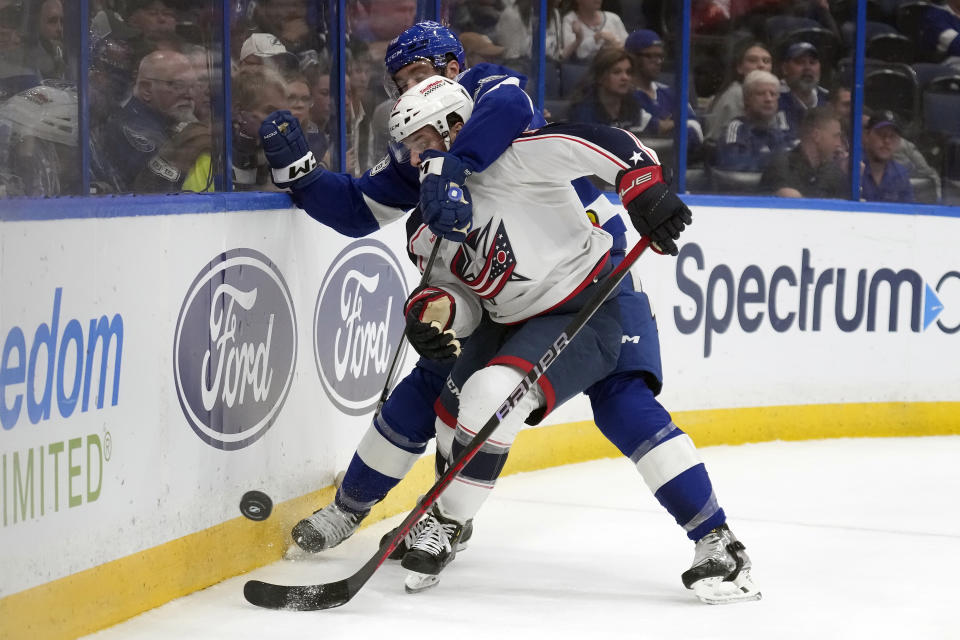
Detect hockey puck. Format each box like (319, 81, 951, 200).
(240, 490, 273, 521)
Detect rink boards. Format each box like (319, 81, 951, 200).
(1, 196, 958, 638)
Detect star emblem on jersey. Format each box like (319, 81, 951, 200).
(629, 150, 645, 165)
(451, 219, 529, 299)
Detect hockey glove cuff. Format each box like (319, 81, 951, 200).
(404, 286, 461, 360)
(260, 110, 323, 190)
(419, 150, 473, 243)
(616, 166, 692, 256)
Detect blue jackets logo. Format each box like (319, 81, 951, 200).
(173, 249, 297, 450)
(675, 243, 957, 357)
(314, 240, 408, 415)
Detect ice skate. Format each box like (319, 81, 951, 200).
(401, 506, 465, 593)
(381, 515, 473, 560)
(681, 524, 761, 605)
(290, 502, 368, 553)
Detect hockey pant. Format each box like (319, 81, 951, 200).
(334, 297, 724, 541)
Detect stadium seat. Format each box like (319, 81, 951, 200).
(897, 1, 933, 44)
(942, 178, 960, 205)
(764, 16, 819, 44)
(560, 63, 588, 97)
(843, 20, 896, 48)
(866, 32, 914, 63)
(866, 0, 900, 24)
(543, 99, 568, 122)
(864, 66, 919, 126)
(544, 62, 561, 99)
(923, 87, 960, 136)
(910, 176, 939, 204)
(684, 167, 710, 193)
(912, 63, 958, 89)
(708, 168, 763, 195)
(925, 75, 960, 94)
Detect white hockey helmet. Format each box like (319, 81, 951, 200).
(0, 82, 78, 147)
(387, 76, 473, 158)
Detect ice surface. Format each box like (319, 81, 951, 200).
(85, 437, 960, 640)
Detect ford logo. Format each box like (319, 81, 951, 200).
(173, 249, 297, 450)
(314, 240, 409, 415)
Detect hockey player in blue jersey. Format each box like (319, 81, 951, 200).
(258, 21, 759, 604)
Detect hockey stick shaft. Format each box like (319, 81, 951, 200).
(373, 236, 443, 417)
(244, 237, 651, 610)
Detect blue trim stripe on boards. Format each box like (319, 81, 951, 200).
(3, 191, 958, 223)
(606, 192, 960, 218)
(0, 192, 293, 222)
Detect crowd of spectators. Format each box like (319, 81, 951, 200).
(3, 0, 960, 203)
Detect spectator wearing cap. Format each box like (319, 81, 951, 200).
(239, 33, 300, 76)
(626, 29, 703, 145)
(714, 69, 792, 172)
(777, 41, 828, 143)
(919, 0, 960, 69)
(568, 47, 646, 129)
(459, 32, 506, 67)
(760, 106, 847, 199)
(861, 112, 913, 203)
(561, 0, 628, 62)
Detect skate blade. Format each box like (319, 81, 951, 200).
(404, 572, 441, 594)
(691, 574, 762, 605)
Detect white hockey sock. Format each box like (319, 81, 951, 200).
(436, 365, 544, 523)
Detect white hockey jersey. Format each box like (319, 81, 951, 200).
(408, 122, 660, 334)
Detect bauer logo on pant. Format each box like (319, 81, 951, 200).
(314, 239, 409, 415)
(173, 248, 297, 450)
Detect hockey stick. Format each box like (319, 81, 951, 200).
(373, 235, 443, 418)
(244, 237, 652, 611)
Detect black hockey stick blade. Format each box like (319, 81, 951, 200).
(243, 237, 652, 611)
(244, 579, 351, 611)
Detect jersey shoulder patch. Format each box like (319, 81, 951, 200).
(369, 154, 390, 176)
(122, 125, 157, 153)
(147, 155, 181, 182)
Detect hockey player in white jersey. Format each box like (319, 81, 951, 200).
(259, 21, 759, 605)
(387, 76, 759, 603)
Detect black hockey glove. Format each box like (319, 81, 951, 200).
(404, 286, 461, 360)
(616, 165, 692, 256)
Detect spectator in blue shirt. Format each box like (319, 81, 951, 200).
(625, 29, 703, 146)
(861, 111, 914, 203)
(919, 0, 960, 68)
(715, 69, 792, 172)
(777, 41, 829, 143)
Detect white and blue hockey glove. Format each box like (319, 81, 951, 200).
(616, 165, 692, 256)
(259, 110, 322, 190)
(419, 150, 473, 243)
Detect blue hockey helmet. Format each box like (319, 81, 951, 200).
(384, 21, 466, 77)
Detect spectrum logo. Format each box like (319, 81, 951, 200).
(674, 243, 958, 357)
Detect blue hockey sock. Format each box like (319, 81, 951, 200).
(588, 373, 725, 541)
